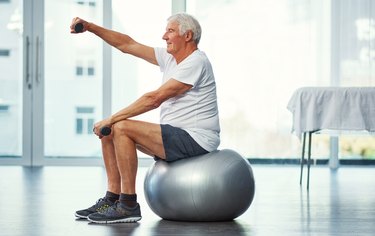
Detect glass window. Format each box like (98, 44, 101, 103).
(75, 60, 95, 77)
(87, 60, 95, 76)
(76, 66, 83, 76)
(0, 49, 10, 56)
(76, 0, 96, 7)
(76, 118, 83, 134)
(77, 107, 94, 113)
(111, 0, 171, 158)
(87, 118, 95, 133)
(187, 0, 331, 158)
(339, 1, 375, 87)
(87, 66, 95, 76)
(76, 106, 95, 135)
(44, 0, 103, 157)
(0, 0, 22, 158)
(335, 0, 375, 160)
(187, 0, 375, 160)
(0, 104, 10, 112)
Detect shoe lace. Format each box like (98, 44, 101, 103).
(92, 198, 112, 213)
(94, 197, 106, 207)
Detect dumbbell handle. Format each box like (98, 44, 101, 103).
(100, 126, 112, 136)
(74, 23, 84, 33)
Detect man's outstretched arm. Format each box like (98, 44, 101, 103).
(70, 17, 158, 65)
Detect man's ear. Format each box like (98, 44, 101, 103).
(185, 31, 193, 42)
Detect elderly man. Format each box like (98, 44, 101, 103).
(71, 13, 220, 224)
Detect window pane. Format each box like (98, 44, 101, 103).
(111, 0, 171, 158)
(340, 0, 375, 86)
(87, 67, 95, 76)
(0, 49, 10, 56)
(187, 0, 375, 160)
(0, 105, 10, 112)
(76, 66, 83, 76)
(77, 107, 94, 114)
(187, 0, 331, 158)
(76, 118, 83, 134)
(0, 0, 22, 157)
(87, 118, 94, 134)
(45, 0, 103, 157)
(336, 0, 375, 160)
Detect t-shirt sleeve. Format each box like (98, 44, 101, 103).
(154, 47, 168, 72)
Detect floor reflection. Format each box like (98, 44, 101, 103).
(148, 219, 251, 236)
(88, 221, 141, 235)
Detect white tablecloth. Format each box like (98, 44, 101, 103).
(287, 87, 375, 139)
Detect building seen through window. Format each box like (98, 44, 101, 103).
(76, 106, 95, 135)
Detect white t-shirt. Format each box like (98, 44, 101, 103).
(154, 47, 220, 152)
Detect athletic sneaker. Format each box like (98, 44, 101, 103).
(87, 202, 142, 224)
(75, 197, 115, 219)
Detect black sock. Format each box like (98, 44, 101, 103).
(105, 191, 120, 203)
(119, 193, 137, 208)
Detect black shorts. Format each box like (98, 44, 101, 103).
(156, 124, 208, 162)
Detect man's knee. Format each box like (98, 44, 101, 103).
(112, 120, 132, 136)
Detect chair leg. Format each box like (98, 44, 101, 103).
(307, 131, 312, 190)
(300, 132, 306, 185)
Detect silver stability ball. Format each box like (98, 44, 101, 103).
(143, 149, 255, 221)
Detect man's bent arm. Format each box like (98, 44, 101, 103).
(108, 79, 192, 125)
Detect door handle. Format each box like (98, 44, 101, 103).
(35, 36, 41, 85)
(26, 36, 32, 89)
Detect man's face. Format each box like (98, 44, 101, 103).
(162, 21, 186, 55)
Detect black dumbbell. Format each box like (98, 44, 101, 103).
(74, 23, 84, 33)
(100, 126, 112, 136)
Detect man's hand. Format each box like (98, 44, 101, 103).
(93, 118, 112, 139)
(70, 17, 88, 33)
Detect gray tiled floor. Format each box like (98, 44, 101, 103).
(0, 165, 374, 235)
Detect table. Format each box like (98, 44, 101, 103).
(287, 87, 375, 189)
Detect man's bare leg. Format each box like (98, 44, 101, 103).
(113, 134, 138, 194)
(112, 119, 166, 194)
(101, 137, 121, 194)
(85, 120, 164, 223)
(74, 138, 121, 219)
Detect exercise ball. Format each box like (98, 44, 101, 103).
(144, 149, 255, 221)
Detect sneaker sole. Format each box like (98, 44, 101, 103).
(75, 213, 89, 219)
(88, 216, 142, 224)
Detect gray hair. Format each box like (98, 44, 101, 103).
(167, 13, 202, 45)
